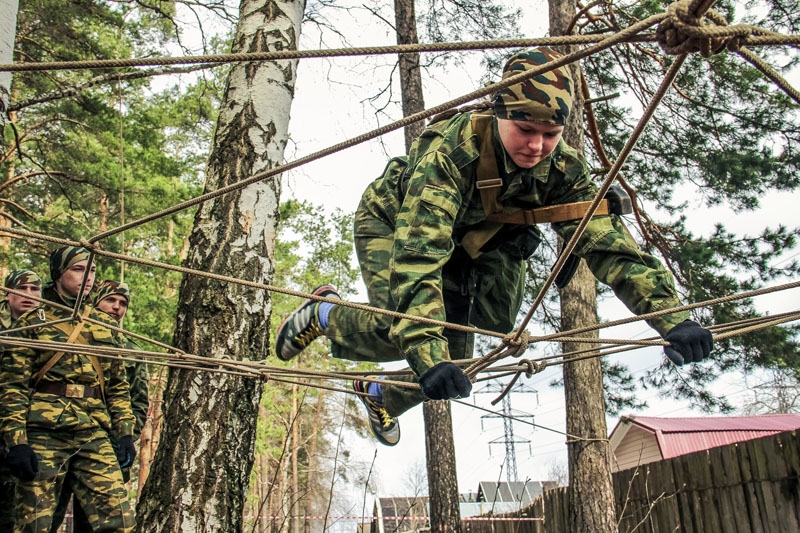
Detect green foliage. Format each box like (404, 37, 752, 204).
(2, 0, 223, 347)
(579, 0, 800, 411)
(251, 200, 383, 518)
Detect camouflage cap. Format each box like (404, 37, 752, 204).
(3, 269, 42, 290)
(49, 246, 92, 282)
(93, 280, 131, 307)
(492, 47, 574, 125)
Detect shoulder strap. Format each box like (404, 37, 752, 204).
(86, 354, 106, 401)
(470, 112, 504, 217)
(33, 305, 93, 387)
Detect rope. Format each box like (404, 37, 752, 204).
(87, 13, 668, 244)
(0, 35, 653, 73)
(0, 0, 798, 436)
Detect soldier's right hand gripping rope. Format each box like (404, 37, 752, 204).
(419, 362, 473, 400)
(664, 320, 714, 365)
(5, 444, 38, 481)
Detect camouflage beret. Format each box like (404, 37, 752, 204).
(4, 269, 42, 289)
(93, 280, 131, 307)
(493, 47, 574, 125)
(49, 246, 92, 282)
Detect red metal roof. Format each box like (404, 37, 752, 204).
(612, 414, 800, 459)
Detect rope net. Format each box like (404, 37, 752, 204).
(0, 0, 798, 412)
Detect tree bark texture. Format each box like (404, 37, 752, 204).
(424, 400, 462, 533)
(394, 1, 463, 530)
(395, 0, 425, 147)
(549, 1, 617, 531)
(134, 1, 306, 531)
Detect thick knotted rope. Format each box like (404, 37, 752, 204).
(656, 0, 777, 56)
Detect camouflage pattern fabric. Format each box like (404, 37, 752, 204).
(50, 337, 148, 532)
(47, 246, 90, 284)
(324, 111, 687, 416)
(15, 428, 132, 533)
(92, 280, 131, 307)
(0, 301, 13, 330)
(0, 291, 135, 533)
(0, 270, 43, 330)
(492, 47, 573, 125)
(0, 270, 42, 530)
(4, 270, 42, 292)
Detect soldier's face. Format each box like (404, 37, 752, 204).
(6, 283, 41, 319)
(96, 294, 129, 321)
(497, 119, 563, 168)
(55, 260, 96, 299)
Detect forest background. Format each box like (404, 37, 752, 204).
(1, 0, 799, 531)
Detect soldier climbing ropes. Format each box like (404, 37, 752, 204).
(274, 46, 713, 447)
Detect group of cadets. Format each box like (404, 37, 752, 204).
(0, 246, 149, 533)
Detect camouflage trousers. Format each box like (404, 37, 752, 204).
(49, 437, 131, 533)
(0, 452, 17, 530)
(325, 223, 528, 417)
(13, 428, 133, 533)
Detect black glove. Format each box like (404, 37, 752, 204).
(116, 435, 136, 468)
(664, 320, 713, 365)
(6, 444, 38, 481)
(419, 362, 473, 400)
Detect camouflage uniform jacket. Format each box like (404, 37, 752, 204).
(358, 111, 688, 375)
(0, 295, 135, 448)
(0, 301, 14, 331)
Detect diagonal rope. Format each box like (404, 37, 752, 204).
(86, 13, 668, 244)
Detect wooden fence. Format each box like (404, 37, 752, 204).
(464, 429, 800, 533)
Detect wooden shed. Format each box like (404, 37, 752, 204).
(609, 413, 800, 472)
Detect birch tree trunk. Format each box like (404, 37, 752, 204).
(134, 1, 306, 530)
(394, 0, 462, 530)
(549, 1, 617, 531)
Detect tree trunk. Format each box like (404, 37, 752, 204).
(290, 383, 300, 533)
(0, 0, 18, 124)
(133, 1, 306, 530)
(549, 1, 617, 531)
(424, 401, 462, 532)
(394, 1, 463, 530)
(302, 390, 325, 533)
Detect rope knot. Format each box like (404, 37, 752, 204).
(78, 239, 102, 252)
(656, 1, 730, 57)
(519, 358, 548, 378)
(503, 329, 531, 358)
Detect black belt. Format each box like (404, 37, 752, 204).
(35, 382, 102, 399)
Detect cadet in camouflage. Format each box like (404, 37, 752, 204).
(0, 247, 135, 532)
(49, 280, 149, 533)
(275, 47, 713, 445)
(0, 269, 42, 329)
(0, 269, 43, 531)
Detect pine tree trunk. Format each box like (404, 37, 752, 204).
(394, 1, 463, 530)
(424, 400, 462, 532)
(549, 1, 617, 531)
(302, 390, 324, 533)
(133, 1, 306, 530)
(291, 383, 300, 533)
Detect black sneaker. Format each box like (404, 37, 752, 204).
(275, 285, 340, 361)
(353, 379, 401, 446)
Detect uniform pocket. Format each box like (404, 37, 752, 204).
(405, 185, 458, 256)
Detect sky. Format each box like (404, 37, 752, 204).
(167, 0, 800, 522)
